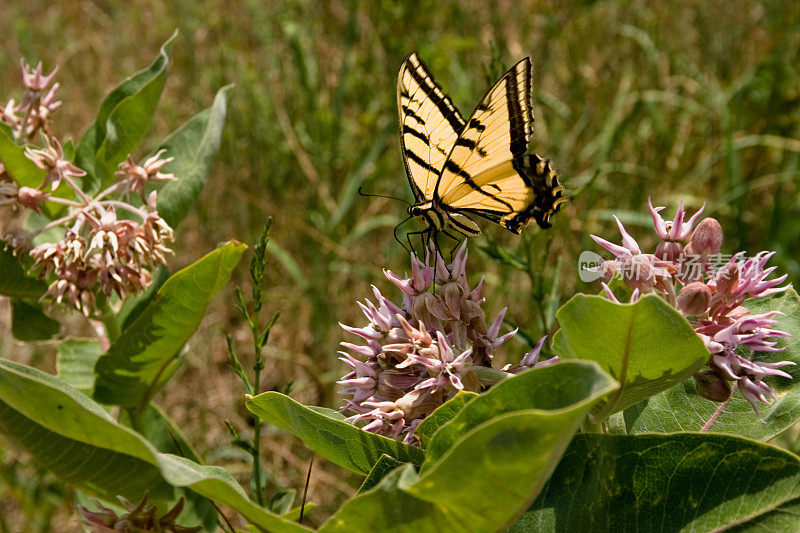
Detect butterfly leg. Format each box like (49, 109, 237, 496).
(394, 216, 413, 254)
(441, 230, 465, 260)
(405, 229, 429, 258)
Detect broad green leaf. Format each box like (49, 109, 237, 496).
(515, 433, 800, 532)
(615, 288, 800, 440)
(553, 294, 707, 416)
(153, 85, 232, 228)
(76, 33, 176, 192)
(414, 391, 476, 449)
(0, 124, 75, 219)
(93, 241, 246, 407)
(0, 244, 47, 298)
(10, 298, 59, 341)
(268, 489, 296, 515)
(57, 338, 104, 396)
(423, 361, 617, 465)
(0, 359, 308, 532)
(246, 392, 425, 476)
(117, 264, 169, 332)
(0, 123, 46, 187)
(321, 465, 450, 533)
(358, 454, 405, 493)
(119, 403, 202, 464)
(322, 362, 616, 532)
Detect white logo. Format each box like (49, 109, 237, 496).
(578, 250, 605, 282)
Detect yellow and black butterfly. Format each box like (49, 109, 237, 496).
(397, 52, 566, 245)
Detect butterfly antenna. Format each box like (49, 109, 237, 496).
(358, 186, 412, 207)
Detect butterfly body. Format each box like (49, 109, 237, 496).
(397, 52, 566, 241)
(408, 201, 481, 238)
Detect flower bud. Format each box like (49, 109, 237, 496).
(597, 260, 618, 283)
(655, 240, 683, 262)
(411, 291, 449, 323)
(694, 368, 732, 402)
(677, 281, 711, 315)
(691, 218, 723, 256)
(715, 263, 739, 297)
(16, 186, 46, 212)
(395, 388, 440, 420)
(620, 255, 656, 292)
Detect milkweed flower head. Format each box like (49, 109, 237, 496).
(592, 198, 793, 415)
(80, 493, 201, 533)
(338, 242, 556, 445)
(0, 61, 61, 141)
(0, 59, 176, 316)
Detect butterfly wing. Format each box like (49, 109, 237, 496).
(436, 57, 566, 233)
(397, 53, 466, 203)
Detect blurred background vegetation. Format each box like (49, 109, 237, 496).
(1, 0, 799, 529)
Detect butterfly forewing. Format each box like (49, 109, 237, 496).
(436, 58, 533, 203)
(397, 53, 466, 202)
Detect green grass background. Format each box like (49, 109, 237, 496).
(1, 0, 799, 529)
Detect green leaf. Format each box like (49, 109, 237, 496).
(119, 403, 203, 464)
(553, 294, 707, 416)
(10, 298, 59, 341)
(424, 361, 617, 465)
(0, 359, 309, 532)
(268, 489, 296, 515)
(358, 455, 404, 494)
(0, 123, 46, 187)
(76, 32, 176, 192)
(515, 433, 800, 532)
(414, 391, 476, 449)
(153, 85, 232, 228)
(246, 392, 425, 476)
(0, 124, 73, 219)
(57, 338, 104, 395)
(117, 264, 169, 332)
(93, 241, 246, 407)
(615, 288, 800, 440)
(321, 361, 617, 533)
(0, 244, 47, 298)
(321, 466, 444, 533)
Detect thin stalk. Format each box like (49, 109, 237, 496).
(24, 210, 81, 239)
(251, 318, 265, 506)
(299, 455, 314, 525)
(700, 382, 737, 432)
(96, 297, 120, 343)
(97, 200, 148, 219)
(59, 174, 93, 204)
(39, 196, 82, 207)
(92, 181, 126, 202)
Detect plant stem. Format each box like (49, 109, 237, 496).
(251, 321, 265, 506)
(96, 297, 121, 344)
(700, 382, 737, 432)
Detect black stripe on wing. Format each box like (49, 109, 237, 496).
(506, 59, 532, 157)
(505, 155, 566, 232)
(442, 160, 514, 210)
(405, 55, 466, 134)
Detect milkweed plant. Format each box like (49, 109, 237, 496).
(1, 37, 800, 533)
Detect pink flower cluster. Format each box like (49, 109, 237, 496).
(0, 60, 176, 316)
(592, 199, 793, 413)
(338, 243, 556, 445)
(0, 61, 61, 141)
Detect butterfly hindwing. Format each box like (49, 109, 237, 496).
(397, 53, 466, 202)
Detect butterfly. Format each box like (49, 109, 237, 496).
(397, 52, 566, 246)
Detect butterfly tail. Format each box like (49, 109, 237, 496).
(505, 154, 567, 232)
